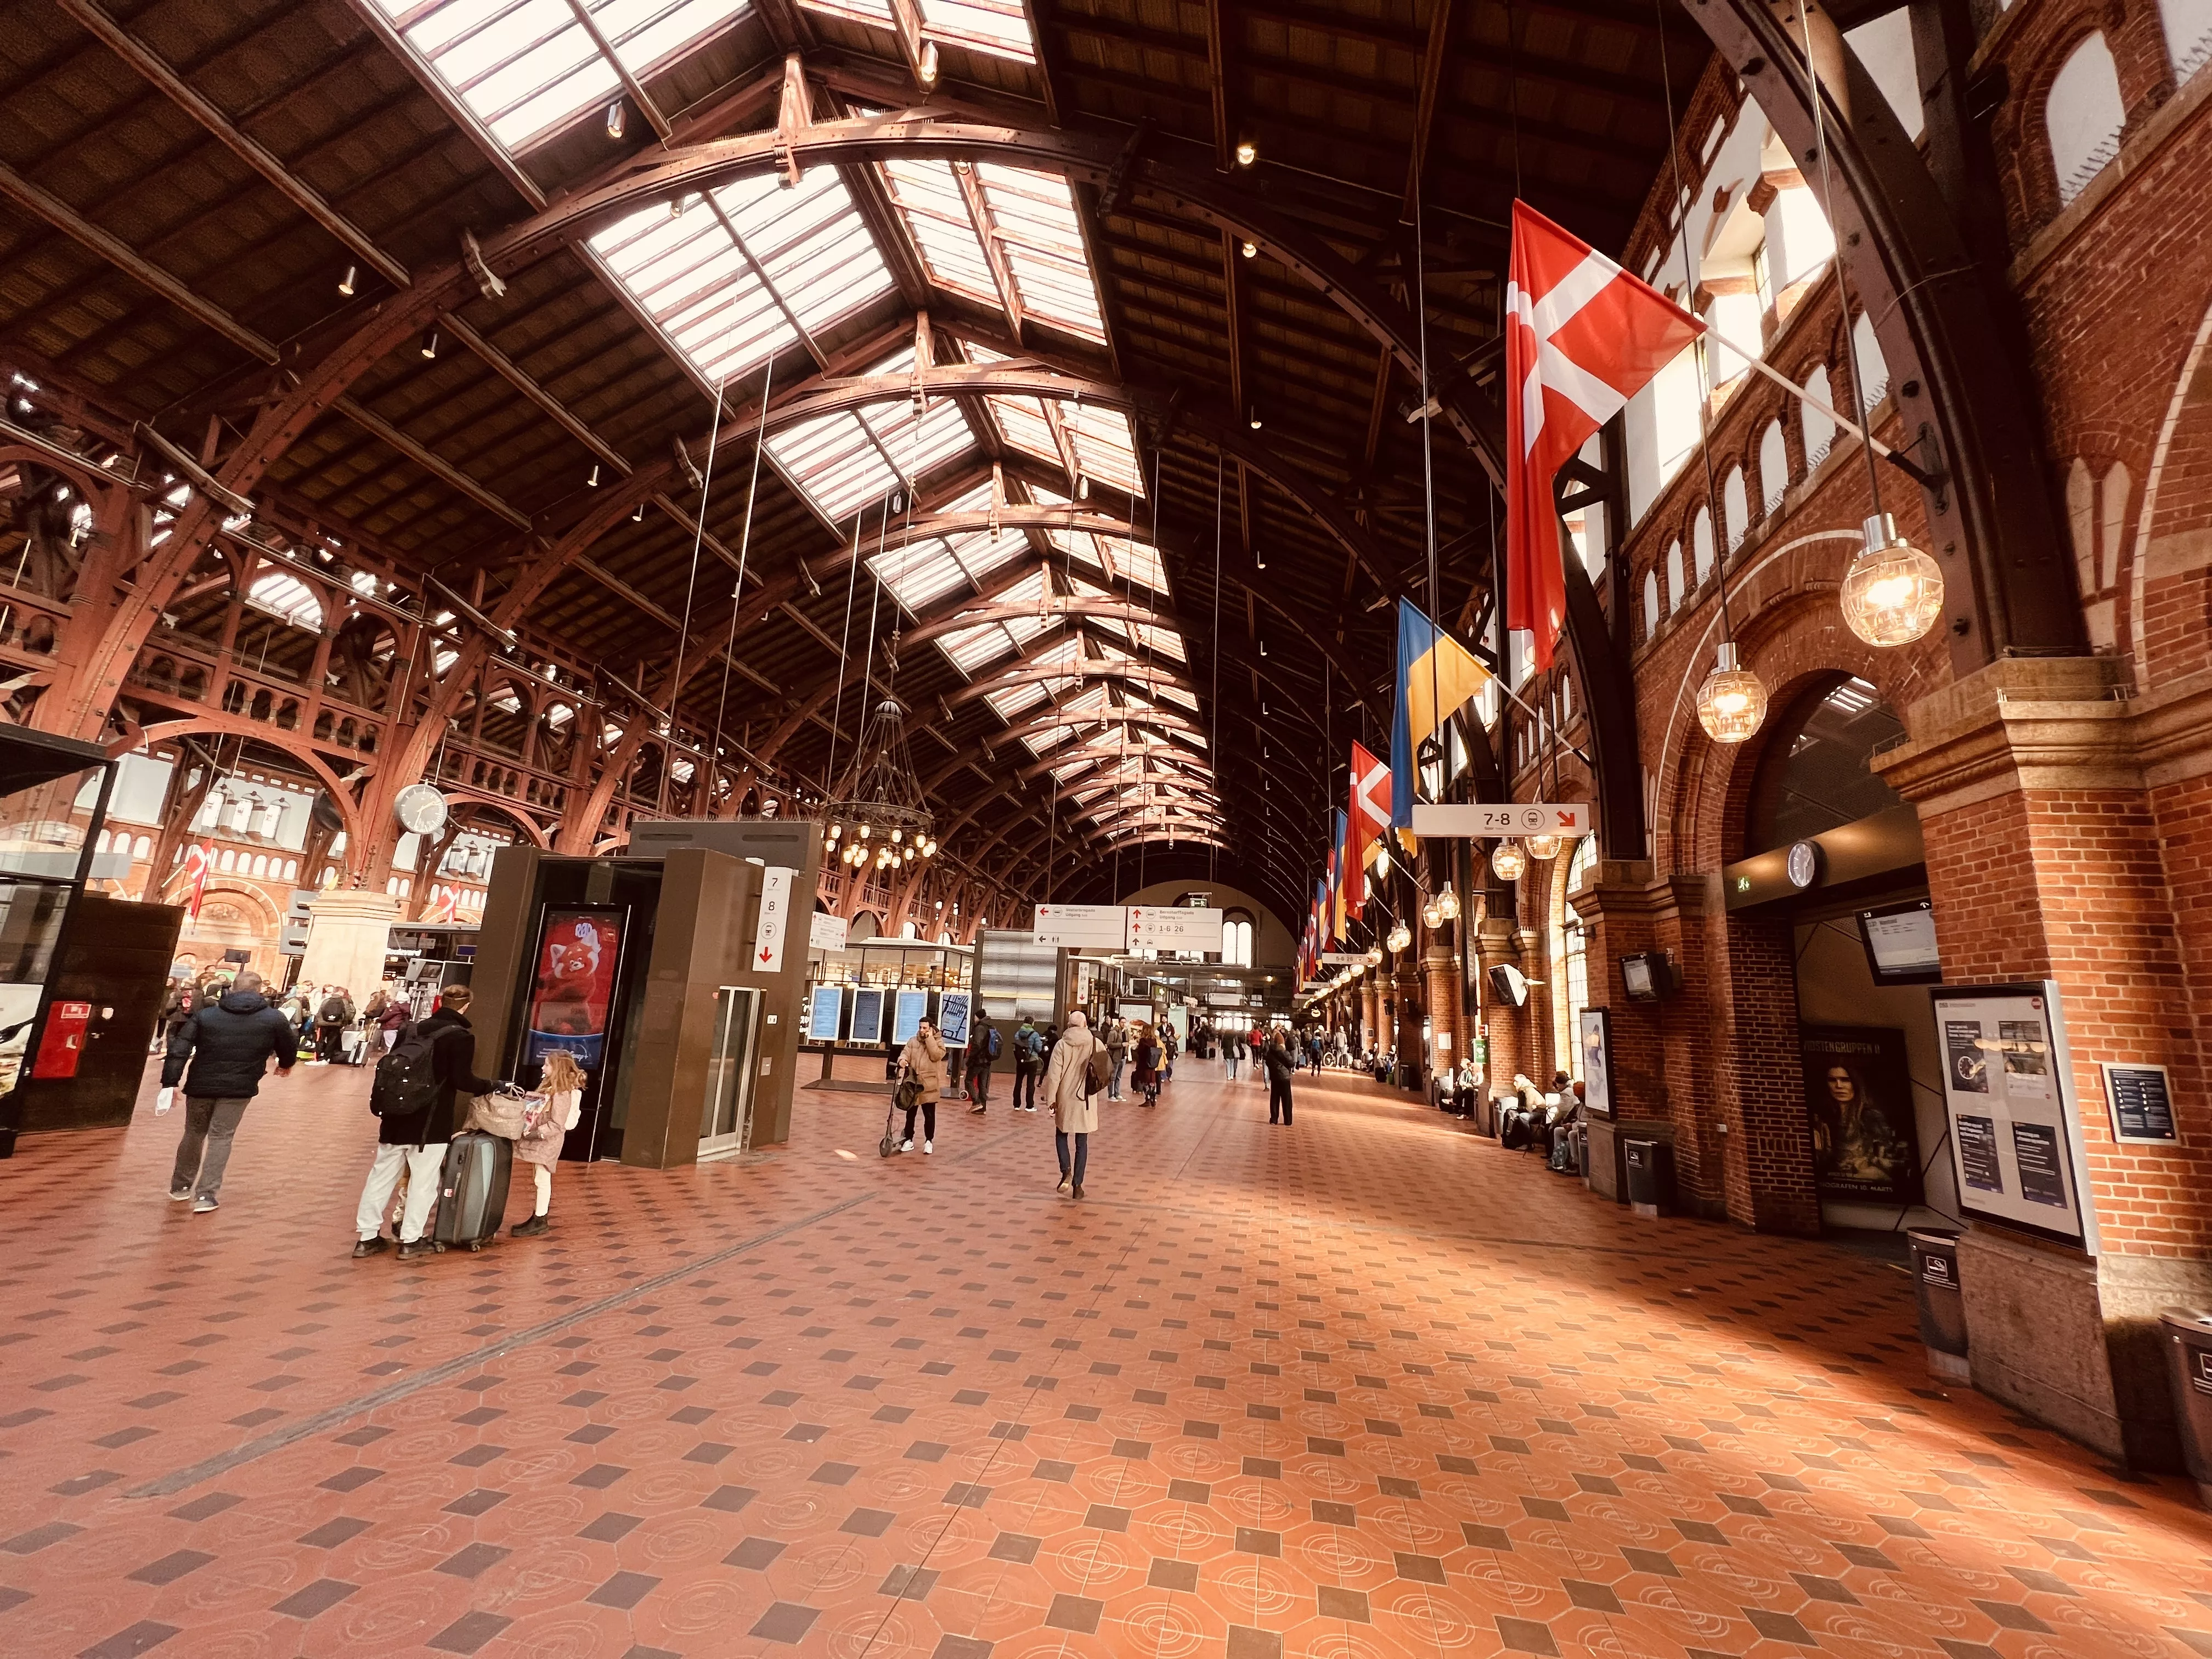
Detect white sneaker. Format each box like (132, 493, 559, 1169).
(923, 1139, 933, 1154)
(899, 1138, 913, 1152)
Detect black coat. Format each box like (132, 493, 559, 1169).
(379, 1008, 495, 1147)
(161, 990, 300, 1099)
(1262, 1041, 1296, 1086)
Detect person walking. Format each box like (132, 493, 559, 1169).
(378, 988, 414, 1052)
(512, 1050, 584, 1236)
(153, 978, 195, 1053)
(1263, 1028, 1296, 1126)
(157, 969, 299, 1213)
(1104, 1016, 1130, 1101)
(1041, 1010, 1104, 1199)
(353, 983, 496, 1260)
(1306, 1029, 1323, 1077)
(313, 984, 355, 1064)
(966, 1008, 999, 1112)
(1161, 1023, 1177, 1085)
(1223, 1025, 1243, 1082)
(1131, 1023, 1162, 1107)
(898, 1018, 948, 1154)
(1011, 1018, 1044, 1113)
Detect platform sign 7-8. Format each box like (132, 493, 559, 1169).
(1410, 803, 1588, 838)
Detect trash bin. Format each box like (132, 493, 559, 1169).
(1624, 1137, 1674, 1217)
(2160, 1307, 2212, 1509)
(1907, 1228, 1970, 1384)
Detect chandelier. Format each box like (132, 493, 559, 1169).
(824, 696, 937, 872)
(1841, 512, 1944, 646)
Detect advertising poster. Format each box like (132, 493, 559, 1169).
(1929, 983, 2095, 1251)
(1801, 1025, 1922, 1205)
(525, 909, 623, 1070)
(850, 986, 885, 1045)
(1578, 1007, 1612, 1119)
(892, 986, 928, 1045)
(938, 990, 972, 1047)
(809, 984, 845, 1043)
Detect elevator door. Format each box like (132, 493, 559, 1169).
(699, 985, 764, 1160)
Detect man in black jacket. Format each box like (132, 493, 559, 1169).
(159, 970, 298, 1212)
(353, 984, 496, 1260)
(1262, 1030, 1296, 1126)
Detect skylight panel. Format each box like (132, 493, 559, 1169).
(1130, 624, 1185, 662)
(974, 166, 1105, 340)
(1155, 684, 1199, 712)
(936, 571, 1053, 674)
(794, 0, 1035, 62)
(1047, 528, 1169, 597)
(880, 159, 1000, 307)
(1060, 399, 1141, 488)
(770, 347, 978, 526)
(380, 0, 753, 153)
(985, 680, 1048, 719)
(590, 166, 893, 390)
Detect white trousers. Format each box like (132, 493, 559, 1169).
(533, 1164, 552, 1216)
(357, 1142, 445, 1242)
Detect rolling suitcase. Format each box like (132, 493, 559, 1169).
(433, 1130, 512, 1251)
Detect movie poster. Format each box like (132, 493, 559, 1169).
(526, 909, 623, 1070)
(1801, 1024, 1923, 1205)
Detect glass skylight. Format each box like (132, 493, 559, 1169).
(767, 347, 974, 525)
(1045, 527, 1169, 596)
(936, 569, 1053, 674)
(794, 0, 1036, 63)
(865, 482, 1031, 613)
(246, 571, 323, 630)
(984, 633, 1082, 719)
(966, 346, 1141, 492)
(377, 0, 753, 152)
(879, 161, 1105, 342)
(591, 166, 893, 390)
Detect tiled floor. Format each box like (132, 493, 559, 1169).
(2, 1057, 2209, 1659)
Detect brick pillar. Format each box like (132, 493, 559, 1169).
(1877, 657, 2212, 1470)
(1423, 942, 1462, 1079)
(1361, 979, 1380, 1051)
(1393, 960, 1425, 1089)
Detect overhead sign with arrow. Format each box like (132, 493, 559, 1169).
(1410, 802, 1588, 838)
(754, 866, 794, 973)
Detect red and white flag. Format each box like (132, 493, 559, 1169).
(1506, 200, 1702, 669)
(1345, 742, 1391, 911)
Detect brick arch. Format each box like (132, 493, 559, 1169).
(111, 716, 368, 871)
(2125, 290, 2212, 691)
(1996, 12, 2134, 230)
(448, 795, 553, 851)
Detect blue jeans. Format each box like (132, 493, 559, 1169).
(1226, 1052, 1241, 1079)
(1110, 1057, 1125, 1099)
(1056, 1130, 1088, 1185)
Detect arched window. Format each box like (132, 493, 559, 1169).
(1801, 364, 1838, 467)
(283, 858, 297, 879)
(1665, 540, 1687, 611)
(1221, 909, 1255, 968)
(2047, 35, 2127, 205)
(1745, 675, 1908, 851)
(1758, 421, 1790, 515)
(251, 854, 268, 877)
(1641, 570, 1661, 637)
(387, 876, 399, 896)
(1550, 837, 1599, 1079)
(1851, 313, 1890, 408)
(246, 571, 324, 631)
(218, 848, 235, 872)
(1723, 466, 1750, 550)
(2159, 0, 2212, 81)
(1693, 506, 1716, 585)
(133, 835, 151, 859)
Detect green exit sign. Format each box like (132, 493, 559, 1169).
(1735, 874, 1751, 893)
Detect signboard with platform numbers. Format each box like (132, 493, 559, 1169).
(1031, 903, 1128, 950)
(1410, 802, 1589, 838)
(1126, 905, 1220, 953)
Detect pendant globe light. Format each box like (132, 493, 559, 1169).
(1490, 839, 1527, 882)
(1421, 894, 1443, 930)
(1435, 882, 1460, 921)
(1841, 513, 1944, 646)
(1696, 642, 1768, 743)
(1524, 833, 1562, 861)
(1387, 920, 1413, 953)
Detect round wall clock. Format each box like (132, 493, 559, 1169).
(394, 781, 450, 838)
(1786, 839, 1824, 889)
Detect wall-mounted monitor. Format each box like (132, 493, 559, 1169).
(1487, 963, 1529, 1007)
(1620, 951, 1679, 1002)
(808, 984, 846, 1043)
(850, 986, 885, 1045)
(1858, 897, 1942, 985)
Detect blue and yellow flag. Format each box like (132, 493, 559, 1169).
(1390, 597, 1495, 832)
(1330, 809, 1350, 943)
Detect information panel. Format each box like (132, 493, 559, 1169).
(938, 990, 972, 1047)
(1930, 982, 2097, 1251)
(850, 986, 885, 1045)
(1126, 905, 1219, 953)
(808, 984, 845, 1043)
(892, 986, 928, 1045)
(2101, 1062, 2179, 1144)
(1032, 903, 1128, 950)
(1412, 802, 1589, 838)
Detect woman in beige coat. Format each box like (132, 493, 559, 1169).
(898, 1020, 948, 1153)
(1041, 1010, 1104, 1198)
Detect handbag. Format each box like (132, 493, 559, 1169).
(462, 1088, 527, 1139)
(893, 1067, 924, 1111)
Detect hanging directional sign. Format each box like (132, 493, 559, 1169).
(754, 866, 794, 972)
(1032, 903, 1128, 950)
(1411, 802, 1589, 838)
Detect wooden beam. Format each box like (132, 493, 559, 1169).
(1203, 0, 1234, 172)
(331, 396, 532, 529)
(54, 0, 413, 290)
(1402, 0, 1455, 222)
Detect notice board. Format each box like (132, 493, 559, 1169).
(1929, 981, 2098, 1252)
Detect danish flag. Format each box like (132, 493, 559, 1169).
(1345, 742, 1391, 912)
(1506, 201, 1702, 669)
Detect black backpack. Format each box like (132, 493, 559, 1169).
(319, 995, 348, 1024)
(371, 1026, 440, 1120)
(1082, 1040, 1109, 1097)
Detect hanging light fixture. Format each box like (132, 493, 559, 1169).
(1695, 641, 1768, 744)
(606, 100, 626, 139)
(1525, 833, 1562, 861)
(337, 264, 357, 297)
(1841, 513, 1944, 646)
(1435, 882, 1459, 921)
(1240, 240, 1257, 259)
(1387, 921, 1412, 953)
(1421, 895, 1443, 929)
(1235, 139, 1257, 166)
(821, 696, 934, 873)
(1491, 840, 1527, 882)
(419, 329, 439, 360)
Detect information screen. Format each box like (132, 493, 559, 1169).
(892, 986, 928, 1045)
(1859, 898, 1942, 985)
(1929, 982, 2095, 1251)
(808, 985, 845, 1043)
(938, 991, 971, 1047)
(850, 986, 885, 1045)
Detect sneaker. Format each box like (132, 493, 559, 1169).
(900, 1138, 914, 1152)
(923, 1139, 933, 1154)
(169, 1186, 191, 1202)
(511, 1214, 550, 1237)
(191, 1194, 218, 1214)
(968, 1103, 986, 1114)
(351, 1235, 390, 1259)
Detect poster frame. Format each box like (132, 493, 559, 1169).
(2099, 1060, 2180, 1146)
(1928, 979, 2098, 1254)
(522, 904, 629, 1073)
(1577, 1006, 1612, 1120)
(938, 990, 972, 1047)
(1799, 1023, 1924, 1206)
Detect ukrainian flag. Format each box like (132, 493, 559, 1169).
(1330, 809, 1350, 942)
(1390, 597, 1494, 832)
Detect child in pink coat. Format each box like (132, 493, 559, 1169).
(513, 1051, 583, 1237)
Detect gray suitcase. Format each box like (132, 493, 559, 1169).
(433, 1130, 512, 1251)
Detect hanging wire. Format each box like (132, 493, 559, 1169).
(1414, 112, 1442, 906)
(663, 373, 729, 812)
(823, 504, 868, 798)
(1655, 0, 1738, 646)
(710, 351, 776, 802)
(1210, 447, 1223, 883)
